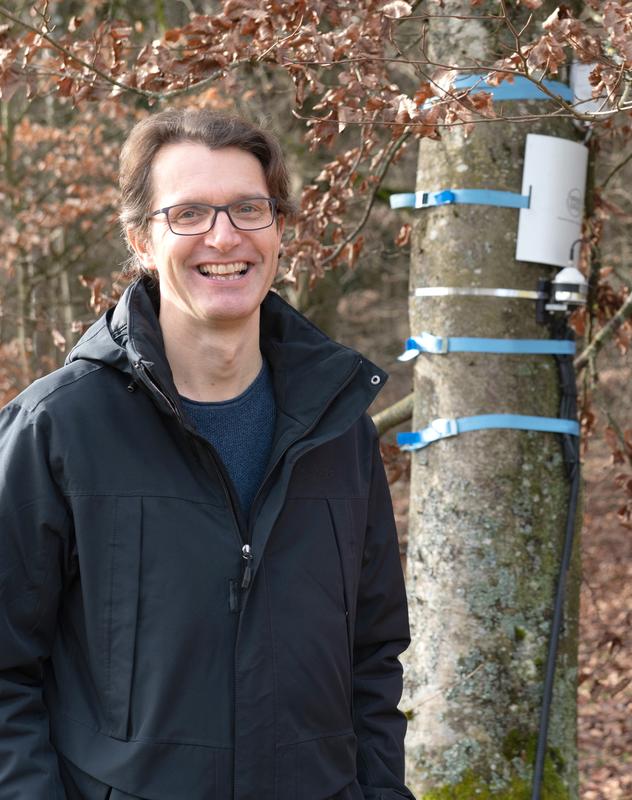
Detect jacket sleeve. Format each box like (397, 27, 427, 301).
(0, 401, 70, 799)
(353, 427, 416, 800)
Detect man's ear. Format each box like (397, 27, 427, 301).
(276, 214, 286, 239)
(127, 228, 156, 271)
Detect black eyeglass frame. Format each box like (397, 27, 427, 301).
(147, 197, 278, 235)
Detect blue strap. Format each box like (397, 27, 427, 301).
(453, 74, 573, 102)
(398, 415, 580, 451)
(399, 334, 576, 360)
(389, 189, 530, 211)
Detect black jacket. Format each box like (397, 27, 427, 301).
(0, 278, 413, 800)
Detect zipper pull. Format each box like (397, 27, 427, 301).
(241, 544, 254, 590)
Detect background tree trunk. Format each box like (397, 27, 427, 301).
(15, 258, 32, 386)
(59, 268, 74, 354)
(402, 3, 584, 797)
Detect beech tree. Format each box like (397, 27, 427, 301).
(0, 0, 631, 796)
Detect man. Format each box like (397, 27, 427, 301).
(0, 109, 413, 800)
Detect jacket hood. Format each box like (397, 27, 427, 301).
(66, 277, 387, 428)
(66, 278, 165, 378)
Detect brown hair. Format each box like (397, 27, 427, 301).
(119, 108, 295, 274)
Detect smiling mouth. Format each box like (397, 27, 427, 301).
(197, 262, 251, 280)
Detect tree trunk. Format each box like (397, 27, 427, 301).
(15, 258, 32, 387)
(402, 3, 583, 797)
(284, 268, 344, 339)
(59, 268, 74, 355)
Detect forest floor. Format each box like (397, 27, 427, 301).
(578, 365, 632, 800)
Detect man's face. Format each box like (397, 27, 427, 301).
(130, 142, 284, 331)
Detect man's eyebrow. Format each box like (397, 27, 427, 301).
(165, 193, 269, 205)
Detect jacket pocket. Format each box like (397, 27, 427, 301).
(58, 754, 113, 800)
(276, 731, 358, 800)
(326, 498, 355, 709)
(266, 497, 355, 738)
(105, 496, 142, 740)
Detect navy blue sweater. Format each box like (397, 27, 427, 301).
(180, 359, 276, 515)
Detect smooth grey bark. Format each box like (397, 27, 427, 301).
(402, 3, 583, 797)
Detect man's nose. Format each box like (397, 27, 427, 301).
(203, 210, 242, 250)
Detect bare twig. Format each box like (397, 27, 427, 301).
(291, 107, 597, 131)
(574, 292, 632, 373)
(29, 222, 121, 287)
(601, 150, 632, 190)
(386, 13, 504, 21)
(602, 408, 632, 468)
(320, 132, 409, 267)
(516, 11, 534, 39)
(256, 15, 304, 62)
(499, 0, 530, 76)
(340, 142, 366, 191)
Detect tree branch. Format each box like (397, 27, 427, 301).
(574, 292, 632, 373)
(0, 4, 237, 101)
(372, 391, 413, 436)
(292, 107, 582, 130)
(499, 0, 530, 76)
(255, 15, 304, 62)
(0, 5, 151, 98)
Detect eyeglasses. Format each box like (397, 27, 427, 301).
(148, 197, 278, 236)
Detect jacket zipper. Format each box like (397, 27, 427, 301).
(240, 543, 254, 589)
(134, 355, 365, 595)
(133, 360, 183, 422)
(133, 359, 249, 587)
(244, 358, 363, 567)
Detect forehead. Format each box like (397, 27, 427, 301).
(149, 142, 269, 204)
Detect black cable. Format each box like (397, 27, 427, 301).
(531, 461, 580, 799)
(531, 324, 581, 800)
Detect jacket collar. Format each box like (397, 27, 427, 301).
(67, 277, 387, 433)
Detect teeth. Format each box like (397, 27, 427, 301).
(197, 262, 249, 276)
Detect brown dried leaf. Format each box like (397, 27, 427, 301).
(604, 1, 632, 65)
(604, 427, 626, 464)
(610, 677, 632, 697)
(569, 306, 586, 336)
(380, 442, 411, 485)
(413, 82, 434, 105)
(0, 69, 23, 102)
(382, 0, 412, 18)
(56, 76, 74, 97)
(394, 223, 411, 247)
(51, 329, 66, 352)
(543, 4, 573, 28)
(527, 35, 566, 75)
(598, 630, 624, 655)
(616, 504, 632, 529)
(395, 94, 419, 124)
(431, 67, 458, 98)
(467, 90, 496, 118)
